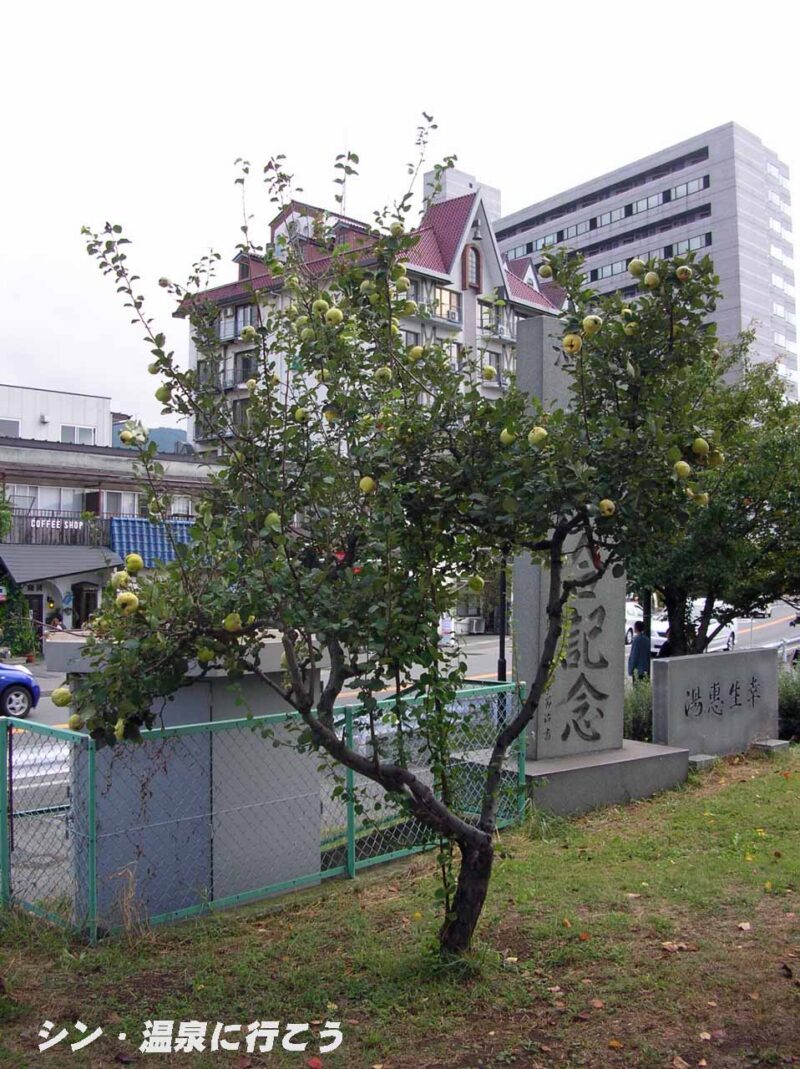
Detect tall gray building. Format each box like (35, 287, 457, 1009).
(495, 123, 797, 396)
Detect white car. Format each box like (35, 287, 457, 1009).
(625, 600, 644, 645)
(650, 601, 736, 655)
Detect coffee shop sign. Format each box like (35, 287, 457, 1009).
(30, 517, 84, 531)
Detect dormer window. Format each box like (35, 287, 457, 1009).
(464, 245, 481, 290)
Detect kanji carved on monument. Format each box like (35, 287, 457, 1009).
(653, 649, 779, 755)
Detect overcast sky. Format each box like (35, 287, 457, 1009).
(2, 1, 797, 431)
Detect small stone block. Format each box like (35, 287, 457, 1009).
(751, 738, 790, 753)
(688, 753, 718, 771)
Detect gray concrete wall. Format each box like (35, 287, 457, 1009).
(73, 672, 321, 928)
(209, 676, 321, 900)
(652, 648, 779, 754)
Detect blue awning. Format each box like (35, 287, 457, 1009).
(109, 517, 193, 569)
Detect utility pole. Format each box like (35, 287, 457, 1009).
(497, 554, 507, 682)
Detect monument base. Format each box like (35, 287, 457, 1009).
(689, 753, 719, 772)
(751, 739, 790, 754)
(522, 740, 688, 817)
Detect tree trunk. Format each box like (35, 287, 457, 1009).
(664, 587, 690, 656)
(439, 838, 494, 956)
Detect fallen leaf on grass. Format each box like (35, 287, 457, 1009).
(671, 1057, 691, 1069)
(625, 893, 642, 899)
(608, 1038, 623, 1050)
(306, 1059, 324, 1069)
(590, 999, 605, 1009)
(737, 921, 752, 931)
(578, 931, 591, 941)
(706, 1000, 717, 1007)
(661, 941, 695, 953)
(698, 1061, 708, 1067)
(749, 991, 761, 1000)
(699, 1031, 712, 1041)
(562, 917, 572, 929)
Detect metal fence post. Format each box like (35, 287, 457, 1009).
(87, 738, 98, 944)
(345, 707, 356, 878)
(516, 683, 528, 825)
(0, 720, 10, 908)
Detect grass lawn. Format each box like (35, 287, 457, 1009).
(1, 749, 798, 1068)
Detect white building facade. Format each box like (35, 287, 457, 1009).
(0, 384, 113, 447)
(495, 124, 797, 396)
(183, 170, 558, 451)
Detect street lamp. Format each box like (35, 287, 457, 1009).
(497, 553, 508, 682)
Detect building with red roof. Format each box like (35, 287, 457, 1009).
(182, 169, 559, 449)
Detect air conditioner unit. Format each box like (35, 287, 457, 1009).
(447, 310, 459, 322)
(39, 414, 49, 424)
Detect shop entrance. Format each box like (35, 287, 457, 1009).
(72, 583, 99, 629)
(23, 593, 45, 647)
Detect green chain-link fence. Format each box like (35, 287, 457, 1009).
(0, 682, 526, 941)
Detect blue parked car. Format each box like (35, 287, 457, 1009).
(0, 663, 41, 718)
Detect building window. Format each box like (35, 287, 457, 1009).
(484, 350, 502, 379)
(464, 246, 481, 289)
(0, 418, 20, 437)
(218, 306, 236, 340)
(103, 490, 138, 516)
(61, 488, 86, 513)
(197, 359, 216, 386)
(767, 162, 780, 178)
(61, 425, 95, 445)
(6, 484, 36, 510)
(533, 232, 558, 252)
(479, 301, 498, 331)
(403, 329, 420, 349)
(563, 218, 592, 240)
(443, 340, 465, 368)
(236, 305, 254, 333)
(231, 398, 250, 427)
(169, 496, 193, 518)
(673, 232, 712, 256)
(234, 351, 256, 383)
(432, 288, 462, 322)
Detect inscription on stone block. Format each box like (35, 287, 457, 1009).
(652, 648, 778, 755)
(512, 316, 625, 762)
(532, 535, 624, 760)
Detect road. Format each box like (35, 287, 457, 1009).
(23, 602, 800, 727)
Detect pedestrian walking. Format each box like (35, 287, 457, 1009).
(627, 620, 650, 679)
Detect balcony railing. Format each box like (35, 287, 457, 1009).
(4, 509, 112, 546)
(3, 509, 194, 547)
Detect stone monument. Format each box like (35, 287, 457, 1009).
(652, 647, 786, 759)
(512, 316, 688, 814)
